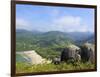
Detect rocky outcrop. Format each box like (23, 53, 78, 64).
(80, 43, 95, 63)
(61, 44, 81, 62)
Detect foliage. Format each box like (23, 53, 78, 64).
(16, 30, 74, 59)
(16, 30, 95, 73)
(16, 62, 95, 74)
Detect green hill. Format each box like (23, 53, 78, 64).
(16, 30, 73, 59)
(16, 29, 94, 59)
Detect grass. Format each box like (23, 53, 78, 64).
(16, 62, 95, 74)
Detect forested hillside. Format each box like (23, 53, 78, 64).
(16, 29, 94, 59)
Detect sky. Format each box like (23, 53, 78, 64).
(16, 4, 94, 32)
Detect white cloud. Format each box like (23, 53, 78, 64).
(16, 15, 93, 32)
(52, 15, 91, 32)
(53, 16, 81, 27)
(67, 25, 88, 32)
(16, 18, 32, 31)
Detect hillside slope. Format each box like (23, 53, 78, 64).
(16, 50, 50, 64)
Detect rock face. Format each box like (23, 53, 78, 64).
(16, 50, 51, 64)
(80, 43, 95, 63)
(61, 44, 81, 62)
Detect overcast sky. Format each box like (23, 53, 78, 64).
(16, 4, 94, 32)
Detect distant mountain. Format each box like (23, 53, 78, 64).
(16, 29, 73, 49)
(16, 29, 95, 59)
(66, 32, 93, 41)
(16, 29, 43, 35)
(16, 29, 94, 49)
(84, 34, 94, 43)
(65, 32, 94, 44)
(34, 31, 73, 47)
(16, 29, 34, 42)
(16, 29, 28, 33)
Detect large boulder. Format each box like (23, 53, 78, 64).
(80, 43, 95, 63)
(61, 44, 81, 62)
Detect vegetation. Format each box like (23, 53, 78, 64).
(16, 30, 74, 59)
(16, 62, 95, 73)
(16, 29, 95, 73)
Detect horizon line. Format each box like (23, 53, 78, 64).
(16, 28, 94, 33)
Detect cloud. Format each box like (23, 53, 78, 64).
(52, 15, 91, 32)
(16, 15, 93, 32)
(66, 25, 88, 32)
(53, 16, 81, 27)
(16, 18, 32, 31)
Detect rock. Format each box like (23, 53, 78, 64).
(52, 57, 60, 64)
(61, 44, 81, 62)
(80, 42, 95, 63)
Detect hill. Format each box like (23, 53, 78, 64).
(16, 30, 73, 50)
(16, 29, 94, 59)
